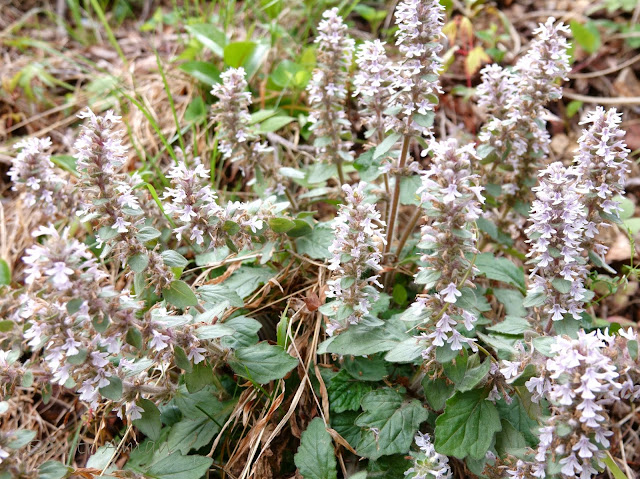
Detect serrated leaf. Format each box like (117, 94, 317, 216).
(296, 225, 333, 259)
(355, 389, 428, 460)
(294, 417, 338, 479)
(327, 370, 372, 413)
(434, 389, 502, 460)
(495, 396, 540, 446)
(163, 280, 198, 309)
(457, 360, 492, 392)
(422, 376, 454, 411)
(229, 342, 298, 384)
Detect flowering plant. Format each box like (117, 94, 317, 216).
(1, 1, 638, 478)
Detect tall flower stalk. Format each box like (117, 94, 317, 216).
(306, 7, 355, 184)
(409, 140, 483, 357)
(323, 182, 385, 335)
(383, 0, 445, 254)
(74, 108, 173, 293)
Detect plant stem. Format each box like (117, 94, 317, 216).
(385, 135, 410, 255)
(395, 207, 422, 261)
(336, 158, 346, 186)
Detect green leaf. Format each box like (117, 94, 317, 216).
(146, 453, 213, 479)
(224, 266, 276, 299)
(296, 225, 333, 259)
(163, 280, 198, 309)
(133, 399, 162, 441)
(128, 253, 149, 273)
(321, 322, 408, 356)
(566, 100, 583, 118)
(99, 377, 123, 401)
(229, 342, 298, 384)
(486, 316, 531, 335)
(259, 115, 295, 133)
(434, 389, 502, 460)
(0, 259, 11, 285)
(457, 360, 492, 392)
(327, 370, 373, 413)
(495, 395, 540, 446)
(198, 283, 244, 308)
(184, 97, 207, 123)
(38, 461, 71, 479)
(570, 20, 601, 54)
(7, 429, 36, 449)
(422, 376, 454, 411)
(179, 61, 220, 85)
(493, 289, 527, 317)
(161, 250, 189, 268)
(373, 133, 401, 160)
(355, 389, 428, 460)
(0, 320, 13, 332)
(603, 451, 631, 479)
(268, 217, 296, 233)
(174, 346, 193, 372)
(220, 316, 262, 349)
(195, 324, 235, 340)
(185, 24, 227, 56)
(343, 355, 390, 381)
(294, 417, 338, 479)
(126, 327, 143, 349)
(224, 41, 269, 79)
(136, 226, 161, 242)
(286, 219, 313, 237)
(184, 362, 215, 393)
(475, 253, 526, 292)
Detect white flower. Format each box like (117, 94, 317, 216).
(150, 330, 170, 351)
(45, 261, 74, 289)
(112, 217, 131, 233)
(440, 283, 461, 304)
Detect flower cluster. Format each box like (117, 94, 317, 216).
(307, 8, 355, 168)
(521, 329, 639, 478)
(478, 19, 570, 206)
(9, 137, 71, 215)
(404, 432, 452, 479)
(386, 0, 444, 136)
(410, 139, 483, 356)
(525, 162, 589, 326)
(163, 160, 287, 250)
(74, 108, 173, 292)
(324, 182, 384, 335)
(8, 225, 220, 419)
(211, 68, 274, 176)
(353, 39, 394, 137)
(574, 107, 631, 260)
